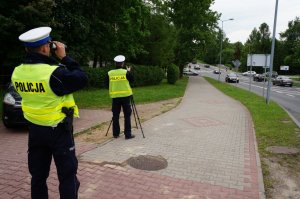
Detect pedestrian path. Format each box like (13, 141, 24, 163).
(78, 76, 265, 198)
(0, 76, 265, 199)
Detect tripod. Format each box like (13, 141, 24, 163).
(105, 96, 145, 138)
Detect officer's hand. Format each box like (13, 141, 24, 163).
(52, 41, 66, 60)
(126, 66, 131, 72)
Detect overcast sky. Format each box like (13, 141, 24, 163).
(210, 0, 300, 44)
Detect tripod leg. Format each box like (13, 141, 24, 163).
(105, 119, 113, 136)
(131, 99, 138, 129)
(131, 97, 145, 138)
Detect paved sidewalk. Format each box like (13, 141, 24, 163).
(0, 76, 265, 199)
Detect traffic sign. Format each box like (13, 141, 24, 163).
(232, 60, 241, 68)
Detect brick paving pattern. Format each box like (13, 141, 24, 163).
(0, 77, 265, 198)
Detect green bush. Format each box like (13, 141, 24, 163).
(131, 65, 164, 87)
(167, 64, 179, 84)
(83, 65, 164, 88)
(84, 66, 113, 88)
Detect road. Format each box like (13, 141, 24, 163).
(197, 65, 300, 127)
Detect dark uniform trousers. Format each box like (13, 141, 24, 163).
(112, 96, 132, 138)
(28, 122, 79, 199)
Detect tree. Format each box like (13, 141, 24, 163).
(233, 42, 243, 61)
(242, 23, 273, 72)
(52, 0, 91, 64)
(246, 23, 271, 54)
(134, 10, 177, 69)
(219, 33, 235, 66)
(0, 0, 55, 67)
(229, 42, 243, 71)
(280, 17, 300, 74)
(203, 29, 220, 64)
(166, 0, 219, 72)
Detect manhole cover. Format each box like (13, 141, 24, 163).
(126, 155, 168, 171)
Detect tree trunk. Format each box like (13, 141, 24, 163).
(99, 55, 103, 67)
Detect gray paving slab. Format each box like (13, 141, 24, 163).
(0, 76, 264, 198)
(79, 77, 264, 197)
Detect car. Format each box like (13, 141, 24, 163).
(272, 76, 293, 87)
(242, 71, 256, 76)
(2, 82, 27, 128)
(183, 71, 199, 76)
(204, 64, 210, 68)
(194, 65, 200, 70)
(183, 67, 189, 73)
(213, 70, 221, 74)
(253, 74, 265, 82)
(263, 71, 278, 78)
(225, 73, 239, 83)
(183, 69, 199, 76)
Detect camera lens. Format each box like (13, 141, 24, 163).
(50, 43, 57, 50)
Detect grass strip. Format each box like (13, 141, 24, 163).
(204, 77, 299, 151)
(204, 77, 300, 195)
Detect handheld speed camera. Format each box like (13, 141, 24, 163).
(49, 42, 57, 50)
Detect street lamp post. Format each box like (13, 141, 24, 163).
(266, 0, 279, 104)
(218, 18, 234, 81)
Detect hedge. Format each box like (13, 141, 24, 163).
(167, 64, 179, 84)
(131, 65, 164, 87)
(83, 65, 164, 88)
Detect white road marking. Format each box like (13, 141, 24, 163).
(239, 81, 300, 97)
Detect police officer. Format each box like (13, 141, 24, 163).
(11, 27, 87, 199)
(108, 55, 135, 139)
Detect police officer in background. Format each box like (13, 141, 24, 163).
(11, 27, 87, 199)
(108, 55, 135, 140)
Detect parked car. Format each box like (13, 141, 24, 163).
(263, 71, 278, 78)
(253, 74, 265, 82)
(213, 70, 221, 74)
(2, 82, 27, 128)
(225, 73, 239, 83)
(242, 71, 256, 76)
(272, 76, 293, 87)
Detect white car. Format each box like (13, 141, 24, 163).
(194, 65, 200, 70)
(242, 71, 256, 76)
(183, 68, 189, 73)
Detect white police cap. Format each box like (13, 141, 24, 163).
(19, 27, 52, 47)
(114, 55, 125, 62)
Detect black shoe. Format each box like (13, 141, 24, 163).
(125, 135, 135, 140)
(113, 135, 119, 138)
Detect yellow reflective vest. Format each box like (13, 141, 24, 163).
(108, 69, 132, 98)
(11, 64, 79, 126)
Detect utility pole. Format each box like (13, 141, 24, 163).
(218, 18, 234, 81)
(266, 0, 279, 104)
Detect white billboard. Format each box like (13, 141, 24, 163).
(280, 65, 289, 71)
(247, 54, 271, 67)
